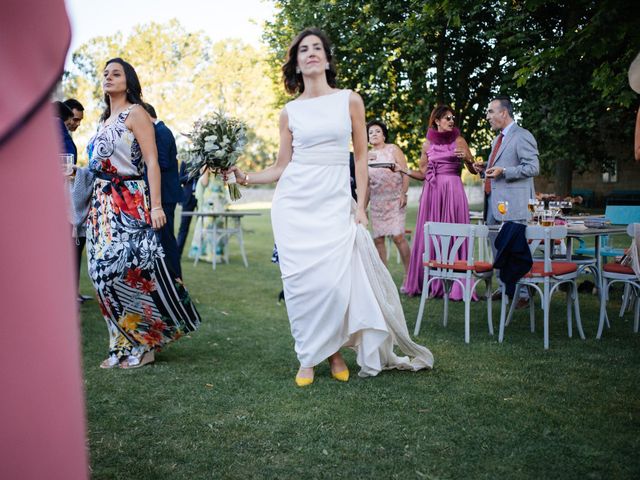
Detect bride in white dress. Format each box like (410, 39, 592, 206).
(229, 28, 433, 386)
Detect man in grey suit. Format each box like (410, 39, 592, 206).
(476, 95, 539, 225)
(475, 95, 539, 306)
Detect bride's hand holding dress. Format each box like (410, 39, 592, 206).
(355, 208, 368, 226)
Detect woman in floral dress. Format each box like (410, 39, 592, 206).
(366, 120, 411, 284)
(87, 58, 200, 369)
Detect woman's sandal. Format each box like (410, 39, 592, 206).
(121, 351, 155, 369)
(99, 355, 120, 369)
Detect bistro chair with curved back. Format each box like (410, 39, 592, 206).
(597, 223, 640, 339)
(415, 222, 494, 343)
(498, 225, 585, 350)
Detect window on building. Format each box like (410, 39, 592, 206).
(602, 161, 618, 183)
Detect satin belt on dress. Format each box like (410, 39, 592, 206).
(425, 158, 462, 187)
(292, 150, 349, 166)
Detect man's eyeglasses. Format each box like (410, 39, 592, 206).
(443, 115, 455, 121)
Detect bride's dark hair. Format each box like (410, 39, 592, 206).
(282, 28, 337, 95)
(100, 58, 144, 121)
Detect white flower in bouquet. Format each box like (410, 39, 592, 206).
(186, 112, 249, 200)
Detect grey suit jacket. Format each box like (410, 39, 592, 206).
(487, 123, 539, 222)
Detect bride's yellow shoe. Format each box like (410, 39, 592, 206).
(331, 367, 349, 382)
(295, 375, 314, 387)
(295, 367, 314, 387)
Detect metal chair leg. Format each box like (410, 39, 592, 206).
(566, 285, 573, 338)
(486, 279, 494, 336)
(596, 280, 609, 339)
(443, 280, 450, 327)
(414, 277, 429, 336)
(529, 286, 535, 333)
(573, 281, 585, 340)
(620, 283, 631, 317)
(498, 285, 508, 343)
(543, 281, 550, 350)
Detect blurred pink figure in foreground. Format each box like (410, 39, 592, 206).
(0, 1, 88, 479)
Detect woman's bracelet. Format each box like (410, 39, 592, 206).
(151, 206, 163, 212)
(241, 174, 250, 186)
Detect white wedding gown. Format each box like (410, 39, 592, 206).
(271, 89, 434, 377)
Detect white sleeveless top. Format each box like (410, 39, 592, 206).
(285, 89, 352, 166)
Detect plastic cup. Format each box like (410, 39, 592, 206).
(59, 154, 74, 175)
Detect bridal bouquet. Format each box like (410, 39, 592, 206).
(186, 112, 248, 200)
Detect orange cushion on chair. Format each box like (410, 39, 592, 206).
(525, 261, 578, 277)
(603, 263, 634, 275)
(425, 260, 493, 272)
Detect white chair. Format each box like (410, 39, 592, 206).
(415, 222, 494, 343)
(597, 223, 640, 338)
(498, 225, 585, 350)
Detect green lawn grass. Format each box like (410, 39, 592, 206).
(79, 206, 640, 479)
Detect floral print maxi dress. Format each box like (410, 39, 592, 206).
(86, 105, 200, 363)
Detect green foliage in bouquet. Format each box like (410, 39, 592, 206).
(186, 111, 248, 200)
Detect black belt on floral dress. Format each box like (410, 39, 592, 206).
(95, 172, 143, 182)
(95, 171, 143, 197)
(94, 172, 147, 220)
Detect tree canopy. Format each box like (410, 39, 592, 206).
(63, 20, 280, 171)
(264, 0, 640, 193)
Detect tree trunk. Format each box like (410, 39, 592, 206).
(552, 4, 580, 197)
(435, 25, 446, 103)
(554, 157, 573, 196)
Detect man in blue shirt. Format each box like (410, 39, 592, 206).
(62, 98, 84, 164)
(55, 100, 91, 303)
(55, 101, 75, 158)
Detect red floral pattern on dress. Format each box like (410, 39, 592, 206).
(100, 158, 118, 175)
(125, 268, 144, 288)
(139, 278, 156, 294)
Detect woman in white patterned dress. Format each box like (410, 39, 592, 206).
(86, 58, 200, 369)
(229, 29, 433, 386)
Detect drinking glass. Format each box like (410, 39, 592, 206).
(560, 201, 573, 216)
(527, 199, 537, 224)
(59, 154, 74, 176)
(549, 201, 562, 218)
(541, 210, 555, 227)
(534, 202, 544, 225)
(497, 200, 508, 226)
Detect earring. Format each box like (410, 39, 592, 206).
(295, 67, 300, 74)
(126, 88, 130, 93)
(325, 63, 330, 70)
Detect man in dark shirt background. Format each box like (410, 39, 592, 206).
(144, 103, 183, 278)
